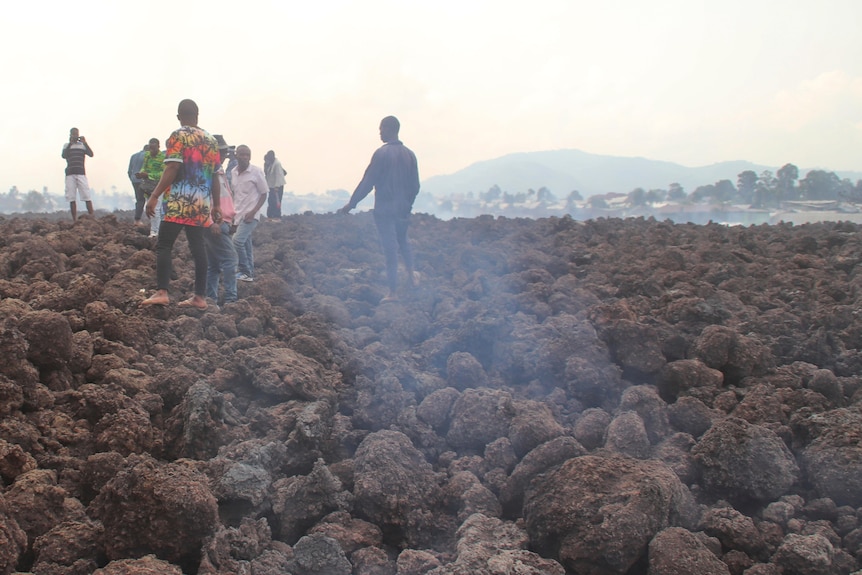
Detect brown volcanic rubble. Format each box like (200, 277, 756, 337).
(0, 212, 861, 573)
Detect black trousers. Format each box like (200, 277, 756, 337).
(267, 186, 284, 218)
(155, 221, 208, 296)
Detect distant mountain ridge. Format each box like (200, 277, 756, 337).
(420, 149, 862, 199)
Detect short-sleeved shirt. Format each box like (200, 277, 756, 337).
(62, 141, 93, 176)
(162, 126, 219, 227)
(231, 164, 269, 222)
(140, 150, 166, 181)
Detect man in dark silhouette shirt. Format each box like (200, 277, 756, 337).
(339, 115, 420, 302)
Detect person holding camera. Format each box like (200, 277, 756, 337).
(61, 127, 95, 222)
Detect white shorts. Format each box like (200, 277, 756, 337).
(65, 174, 91, 202)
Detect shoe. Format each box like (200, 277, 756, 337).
(149, 231, 158, 238)
(236, 273, 254, 282)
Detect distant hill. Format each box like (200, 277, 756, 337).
(420, 149, 862, 199)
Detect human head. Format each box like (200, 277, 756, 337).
(264, 150, 274, 163)
(177, 99, 199, 126)
(147, 138, 159, 154)
(236, 145, 251, 171)
(379, 116, 400, 143)
(69, 127, 79, 141)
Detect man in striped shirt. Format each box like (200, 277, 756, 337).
(61, 127, 95, 222)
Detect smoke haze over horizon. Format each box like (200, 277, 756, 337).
(3, 0, 862, 197)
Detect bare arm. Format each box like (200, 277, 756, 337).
(245, 188, 268, 223)
(343, 146, 386, 213)
(211, 171, 221, 222)
(145, 162, 181, 217)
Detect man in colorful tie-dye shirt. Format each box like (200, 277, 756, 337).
(141, 99, 222, 310)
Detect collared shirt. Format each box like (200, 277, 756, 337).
(231, 164, 269, 222)
(348, 140, 419, 217)
(161, 125, 219, 227)
(62, 141, 94, 176)
(140, 150, 166, 181)
(265, 158, 286, 188)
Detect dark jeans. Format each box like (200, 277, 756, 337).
(267, 186, 283, 218)
(132, 181, 146, 221)
(373, 211, 413, 293)
(155, 221, 208, 296)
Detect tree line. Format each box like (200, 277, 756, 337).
(0, 187, 60, 213)
(429, 164, 862, 217)
(608, 164, 862, 210)
(0, 186, 136, 214)
(4, 164, 860, 217)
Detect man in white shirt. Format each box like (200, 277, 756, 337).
(231, 145, 268, 282)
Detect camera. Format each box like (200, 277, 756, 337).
(78, 137, 84, 142)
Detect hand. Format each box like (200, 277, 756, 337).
(337, 204, 352, 215)
(244, 213, 254, 223)
(211, 207, 222, 224)
(135, 172, 147, 179)
(145, 195, 157, 218)
(79, 136, 87, 143)
(210, 223, 223, 236)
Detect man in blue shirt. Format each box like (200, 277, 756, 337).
(338, 116, 420, 302)
(128, 144, 147, 225)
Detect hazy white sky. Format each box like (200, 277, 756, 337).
(3, 0, 861, 197)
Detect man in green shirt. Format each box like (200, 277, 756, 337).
(136, 138, 166, 237)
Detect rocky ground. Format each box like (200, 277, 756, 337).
(0, 210, 862, 575)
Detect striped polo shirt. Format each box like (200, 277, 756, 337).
(62, 141, 93, 176)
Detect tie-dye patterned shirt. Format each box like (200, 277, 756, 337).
(161, 125, 219, 227)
